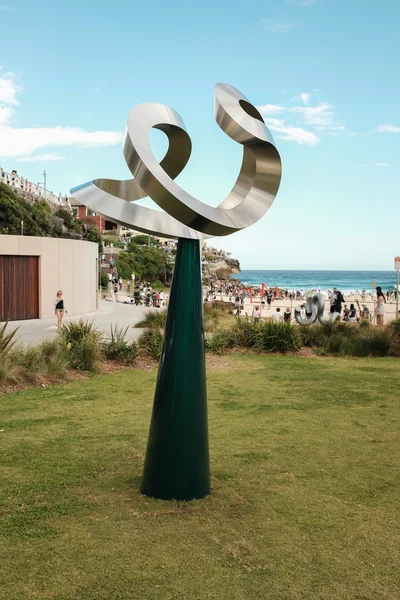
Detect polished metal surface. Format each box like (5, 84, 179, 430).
(295, 293, 340, 326)
(70, 83, 282, 239)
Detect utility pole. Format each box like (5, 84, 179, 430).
(43, 170, 47, 192)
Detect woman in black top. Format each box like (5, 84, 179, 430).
(54, 290, 65, 330)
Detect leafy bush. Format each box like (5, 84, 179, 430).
(100, 271, 109, 289)
(137, 328, 163, 360)
(134, 311, 167, 329)
(102, 325, 138, 365)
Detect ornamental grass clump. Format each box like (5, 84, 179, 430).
(254, 321, 302, 353)
(102, 325, 138, 365)
(137, 328, 163, 360)
(134, 310, 167, 329)
(229, 316, 259, 348)
(59, 320, 102, 372)
(0, 322, 24, 385)
(350, 329, 392, 357)
(205, 329, 234, 354)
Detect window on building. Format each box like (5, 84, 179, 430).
(86, 208, 97, 217)
(71, 207, 78, 217)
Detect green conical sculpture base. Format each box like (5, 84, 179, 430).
(140, 238, 210, 500)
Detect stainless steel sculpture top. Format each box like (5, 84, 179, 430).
(70, 83, 282, 239)
(295, 293, 340, 326)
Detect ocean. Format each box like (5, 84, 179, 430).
(231, 270, 398, 294)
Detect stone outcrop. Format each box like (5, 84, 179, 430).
(202, 252, 240, 280)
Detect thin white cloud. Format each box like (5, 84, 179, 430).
(257, 92, 345, 144)
(0, 127, 124, 158)
(291, 102, 334, 127)
(264, 117, 320, 145)
(256, 103, 286, 115)
(263, 19, 295, 32)
(0, 6, 15, 11)
(377, 124, 400, 133)
(17, 153, 64, 163)
(300, 93, 311, 105)
(0, 71, 124, 159)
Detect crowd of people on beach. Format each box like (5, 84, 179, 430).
(203, 280, 396, 327)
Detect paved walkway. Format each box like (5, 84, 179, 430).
(4, 299, 158, 345)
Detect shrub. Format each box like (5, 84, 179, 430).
(254, 321, 302, 353)
(59, 320, 102, 372)
(321, 333, 348, 356)
(134, 311, 167, 329)
(351, 330, 391, 357)
(205, 330, 234, 354)
(38, 340, 69, 378)
(15, 345, 46, 383)
(229, 316, 259, 348)
(0, 322, 23, 385)
(68, 337, 101, 372)
(298, 325, 327, 348)
(0, 321, 20, 360)
(102, 325, 138, 365)
(137, 328, 163, 360)
(208, 301, 230, 313)
(59, 320, 102, 346)
(203, 304, 221, 331)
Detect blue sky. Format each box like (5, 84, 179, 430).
(0, 0, 399, 269)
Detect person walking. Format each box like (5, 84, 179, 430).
(113, 279, 119, 302)
(54, 290, 65, 330)
(253, 305, 261, 322)
(376, 286, 386, 326)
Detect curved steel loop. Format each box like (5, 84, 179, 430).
(70, 83, 282, 239)
(295, 294, 340, 326)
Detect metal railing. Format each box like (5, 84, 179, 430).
(0, 169, 70, 209)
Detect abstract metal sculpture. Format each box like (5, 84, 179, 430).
(295, 293, 340, 325)
(71, 83, 282, 500)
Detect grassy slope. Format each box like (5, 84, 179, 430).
(1, 355, 399, 600)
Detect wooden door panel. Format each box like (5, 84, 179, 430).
(0, 255, 39, 321)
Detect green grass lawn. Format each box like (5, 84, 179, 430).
(1, 355, 400, 600)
